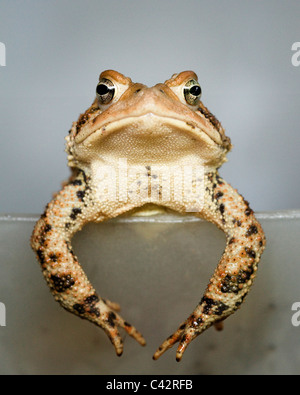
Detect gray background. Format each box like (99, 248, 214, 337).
(0, 0, 300, 214)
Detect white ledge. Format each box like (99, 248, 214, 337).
(1, 209, 300, 223)
(0, 210, 299, 374)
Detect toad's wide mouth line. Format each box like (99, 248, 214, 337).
(76, 113, 223, 147)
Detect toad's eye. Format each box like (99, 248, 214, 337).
(183, 79, 202, 105)
(96, 78, 115, 105)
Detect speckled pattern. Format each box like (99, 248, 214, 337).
(31, 170, 146, 355)
(31, 70, 265, 361)
(153, 171, 266, 361)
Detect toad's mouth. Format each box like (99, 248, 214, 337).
(76, 111, 223, 147)
(88, 113, 217, 145)
(72, 113, 228, 168)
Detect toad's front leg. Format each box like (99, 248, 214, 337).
(31, 170, 146, 356)
(153, 172, 266, 361)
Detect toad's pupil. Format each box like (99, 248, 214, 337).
(190, 85, 201, 96)
(97, 84, 109, 95)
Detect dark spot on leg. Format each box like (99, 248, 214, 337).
(245, 225, 258, 237)
(73, 293, 100, 317)
(50, 273, 75, 292)
(245, 247, 256, 259)
(49, 252, 58, 262)
(232, 218, 242, 227)
(200, 296, 218, 314)
(190, 315, 204, 327)
(70, 179, 82, 186)
(245, 207, 253, 216)
(181, 334, 187, 343)
(219, 203, 225, 214)
(76, 190, 85, 201)
(84, 294, 100, 305)
(70, 207, 82, 220)
(73, 303, 85, 315)
(221, 275, 239, 294)
(36, 248, 45, 265)
(39, 235, 46, 246)
(214, 302, 230, 316)
(89, 306, 100, 317)
(215, 191, 223, 200)
(215, 174, 224, 185)
(83, 294, 100, 317)
(236, 267, 254, 284)
(107, 311, 117, 327)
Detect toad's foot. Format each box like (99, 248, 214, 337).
(153, 316, 222, 362)
(90, 298, 146, 356)
(153, 319, 195, 362)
